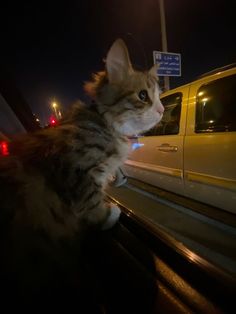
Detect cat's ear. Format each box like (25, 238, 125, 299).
(106, 39, 133, 84)
(149, 63, 159, 78)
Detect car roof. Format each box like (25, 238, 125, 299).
(197, 63, 236, 79)
(160, 63, 236, 98)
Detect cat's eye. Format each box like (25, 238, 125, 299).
(138, 90, 148, 102)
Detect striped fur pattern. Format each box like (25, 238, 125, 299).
(0, 39, 164, 303)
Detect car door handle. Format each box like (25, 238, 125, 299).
(157, 143, 178, 152)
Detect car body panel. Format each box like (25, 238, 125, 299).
(183, 69, 236, 213)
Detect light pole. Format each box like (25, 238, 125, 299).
(159, 0, 170, 91)
(52, 102, 58, 119)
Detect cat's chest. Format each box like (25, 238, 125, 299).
(90, 135, 130, 186)
(110, 135, 130, 165)
(115, 134, 130, 155)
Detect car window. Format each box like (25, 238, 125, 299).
(0, 93, 27, 137)
(195, 74, 236, 133)
(144, 92, 182, 136)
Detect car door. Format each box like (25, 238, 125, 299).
(124, 86, 189, 195)
(184, 70, 236, 214)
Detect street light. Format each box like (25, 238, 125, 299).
(52, 102, 58, 119)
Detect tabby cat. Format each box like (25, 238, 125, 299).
(0, 39, 164, 310)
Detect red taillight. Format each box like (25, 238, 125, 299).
(49, 116, 58, 127)
(0, 141, 9, 156)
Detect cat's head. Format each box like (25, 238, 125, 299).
(84, 39, 164, 136)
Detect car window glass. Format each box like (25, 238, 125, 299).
(144, 92, 182, 136)
(195, 74, 236, 133)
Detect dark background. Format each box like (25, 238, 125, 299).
(1, 0, 235, 125)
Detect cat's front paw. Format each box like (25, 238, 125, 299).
(101, 203, 121, 230)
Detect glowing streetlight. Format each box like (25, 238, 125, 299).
(52, 102, 58, 118)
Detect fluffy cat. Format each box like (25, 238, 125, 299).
(0, 39, 164, 310)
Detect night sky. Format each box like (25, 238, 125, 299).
(1, 0, 235, 125)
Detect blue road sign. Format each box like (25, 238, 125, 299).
(153, 51, 181, 76)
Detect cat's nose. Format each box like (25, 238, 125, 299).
(157, 103, 164, 114)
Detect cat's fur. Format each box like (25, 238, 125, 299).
(0, 39, 164, 309)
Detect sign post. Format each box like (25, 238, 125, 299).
(159, 0, 169, 90)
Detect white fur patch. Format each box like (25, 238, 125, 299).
(101, 203, 121, 230)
